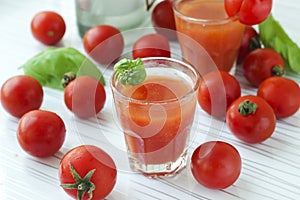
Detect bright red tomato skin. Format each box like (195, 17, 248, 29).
(132, 33, 171, 59)
(224, 0, 243, 17)
(191, 141, 242, 189)
(197, 70, 241, 118)
(59, 145, 117, 200)
(1, 75, 43, 118)
(257, 77, 300, 118)
(64, 76, 106, 118)
(225, 0, 273, 25)
(31, 11, 66, 45)
(151, 0, 177, 40)
(83, 25, 124, 64)
(17, 110, 66, 157)
(243, 48, 284, 87)
(226, 95, 276, 143)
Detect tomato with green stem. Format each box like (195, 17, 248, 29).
(59, 145, 117, 200)
(237, 26, 261, 64)
(191, 141, 242, 189)
(17, 110, 66, 157)
(225, 0, 273, 25)
(243, 48, 285, 87)
(31, 11, 66, 45)
(226, 95, 276, 143)
(257, 76, 300, 118)
(64, 76, 106, 119)
(1, 75, 43, 118)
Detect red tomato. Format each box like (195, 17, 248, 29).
(151, 0, 177, 41)
(31, 11, 66, 45)
(225, 0, 273, 25)
(132, 33, 171, 59)
(237, 26, 261, 64)
(197, 70, 241, 118)
(59, 145, 117, 200)
(224, 0, 243, 17)
(191, 141, 242, 189)
(17, 110, 66, 157)
(257, 77, 300, 118)
(226, 95, 276, 143)
(243, 48, 285, 87)
(64, 76, 106, 118)
(83, 25, 124, 64)
(1, 75, 43, 118)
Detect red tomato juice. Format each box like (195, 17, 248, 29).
(174, 0, 245, 73)
(115, 75, 197, 168)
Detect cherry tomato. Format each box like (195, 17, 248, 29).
(243, 48, 285, 87)
(257, 77, 300, 118)
(64, 76, 106, 118)
(31, 11, 66, 45)
(151, 0, 177, 41)
(1, 75, 43, 118)
(191, 141, 242, 189)
(197, 70, 241, 118)
(225, 0, 273, 25)
(226, 95, 276, 143)
(83, 25, 124, 64)
(237, 26, 261, 64)
(132, 33, 171, 59)
(59, 145, 117, 200)
(17, 110, 66, 157)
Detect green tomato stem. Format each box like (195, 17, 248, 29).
(271, 65, 285, 77)
(249, 36, 262, 51)
(238, 100, 258, 116)
(60, 163, 96, 200)
(61, 71, 76, 88)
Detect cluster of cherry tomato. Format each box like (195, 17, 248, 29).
(196, 23, 300, 190)
(198, 48, 300, 143)
(0, 74, 114, 199)
(237, 25, 300, 118)
(191, 0, 300, 190)
(3, 11, 117, 200)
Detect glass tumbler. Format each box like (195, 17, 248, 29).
(111, 57, 199, 177)
(173, 0, 245, 74)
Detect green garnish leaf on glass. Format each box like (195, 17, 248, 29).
(114, 58, 146, 86)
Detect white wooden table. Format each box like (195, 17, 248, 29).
(0, 0, 299, 199)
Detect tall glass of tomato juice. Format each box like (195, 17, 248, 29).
(173, 0, 245, 74)
(111, 57, 199, 177)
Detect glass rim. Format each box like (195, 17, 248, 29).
(173, 0, 240, 25)
(110, 57, 200, 105)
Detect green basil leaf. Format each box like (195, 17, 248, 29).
(258, 14, 300, 73)
(113, 58, 146, 86)
(127, 65, 146, 86)
(19, 47, 105, 90)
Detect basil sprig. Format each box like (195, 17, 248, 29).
(114, 58, 146, 86)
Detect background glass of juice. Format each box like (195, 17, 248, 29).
(111, 57, 199, 177)
(173, 0, 245, 74)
